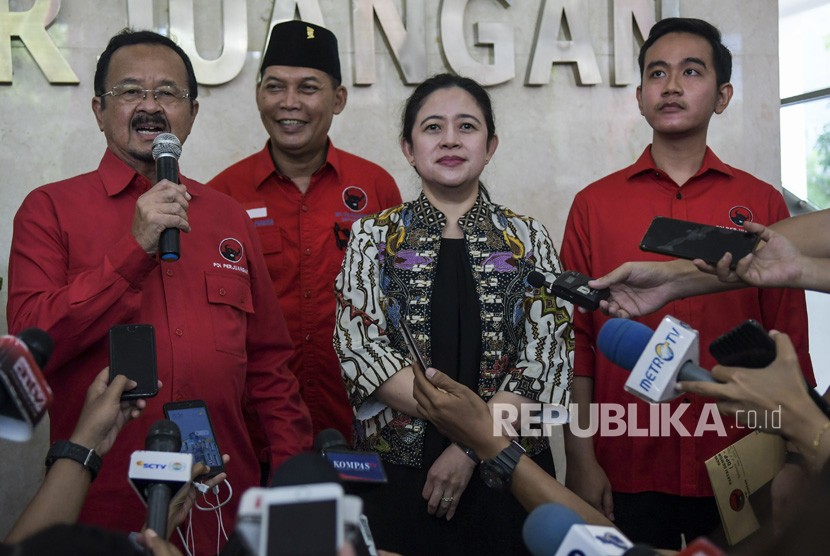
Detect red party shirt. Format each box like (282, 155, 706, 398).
(7, 149, 312, 547)
(209, 140, 401, 441)
(560, 146, 813, 496)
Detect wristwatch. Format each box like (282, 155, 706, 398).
(45, 440, 102, 481)
(480, 440, 525, 491)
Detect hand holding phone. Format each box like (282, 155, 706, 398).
(109, 324, 159, 400)
(640, 216, 760, 267)
(163, 400, 226, 479)
(399, 317, 428, 373)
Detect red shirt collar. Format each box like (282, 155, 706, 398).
(625, 145, 735, 182)
(254, 137, 341, 189)
(97, 148, 199, 197)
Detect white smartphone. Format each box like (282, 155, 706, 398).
(260, 482, 344, 556)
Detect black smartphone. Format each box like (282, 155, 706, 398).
(639, 216, 760, 267)
(548, 270, 610, 311)
(163, 399, 226, 478)
(399, 317, 428, 373)
(109, 324, 158, 400)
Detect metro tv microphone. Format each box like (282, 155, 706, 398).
(598, 316, 714, 403)
(522, 503, 634, 555)
(152, 133, 182, 262)
(128, 419, 193, 539)
(0, 329, 54, 442)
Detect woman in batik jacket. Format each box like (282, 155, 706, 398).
(333, 73, 573, 556)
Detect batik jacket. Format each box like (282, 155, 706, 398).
(334, 190, 574, 466)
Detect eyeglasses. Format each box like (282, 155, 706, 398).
(100, 84, 190, 105)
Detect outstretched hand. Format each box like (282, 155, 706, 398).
(166, 454, 231, 536)
(676, 332, 812, 433)
(69, 368, 156, 456)
(587, 260, 692, 318)
(694, 221, 804, 288)
(412, 365, 494, 451)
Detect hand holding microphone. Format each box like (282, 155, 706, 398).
(128, 420, 193, 541)
(598, 317, 830, 439)
(132, 134, 190, 259)
(597, 316, 712, 404)
(679, 332, 830, 443)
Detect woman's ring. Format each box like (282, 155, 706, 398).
(440, 496, 454, 504)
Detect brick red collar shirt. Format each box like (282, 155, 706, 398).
(560, 146, 813, 497)
(7, 149, 312, 544)
(209, 140, 401, 441)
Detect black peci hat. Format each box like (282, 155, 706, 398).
(261, 20, 341, 83)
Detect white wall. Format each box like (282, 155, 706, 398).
(2, 0, 824, 538)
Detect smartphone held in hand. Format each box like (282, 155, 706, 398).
(108, 324, 158, 399)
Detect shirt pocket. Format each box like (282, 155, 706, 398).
(256, 224, 282, 255)
(205, 271, 254, 357)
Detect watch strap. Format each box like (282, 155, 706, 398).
(481, 439, 525, 489)
(455, 442, 480, 464)
(45, 440, 102, 481)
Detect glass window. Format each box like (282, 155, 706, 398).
(779, 0, 830, 209)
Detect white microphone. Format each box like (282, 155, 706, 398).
(0, 329, 54, 442)
(128, 420, 193, 539)
(597, 316, 715, 404)
(523, 503, 634, 555)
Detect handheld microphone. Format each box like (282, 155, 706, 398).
(599, 317, 830, 418)
(152, 133, 182, 262)
(527, 270, 610, 311)
(0, 329, 54, 442)
(314, 428, 387, 484)
(128, 419, 193, 539)
(598, 316, 713, 403)
(522, 503, 633, 555)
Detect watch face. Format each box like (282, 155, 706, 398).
(480, 462, 507, 490)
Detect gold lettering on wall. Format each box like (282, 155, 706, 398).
(613, 0, 656, 85)
(0, 0, 78, 84)
(353, 0, 426, 85)
(526, 0, 601, 85)
(2, 0, 662, 88)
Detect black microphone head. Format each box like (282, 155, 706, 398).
(270, 452, 340, 487)
(152, 133, 181, 160)
(145, 419, 182, 453)
(17, 328, 54, 369)
(527, 271, 547, 288)
(313, 428, 348, 453)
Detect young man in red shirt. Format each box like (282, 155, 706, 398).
(560, 18, 813, 549)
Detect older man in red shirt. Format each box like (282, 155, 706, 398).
(7, 30, 311, 552)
